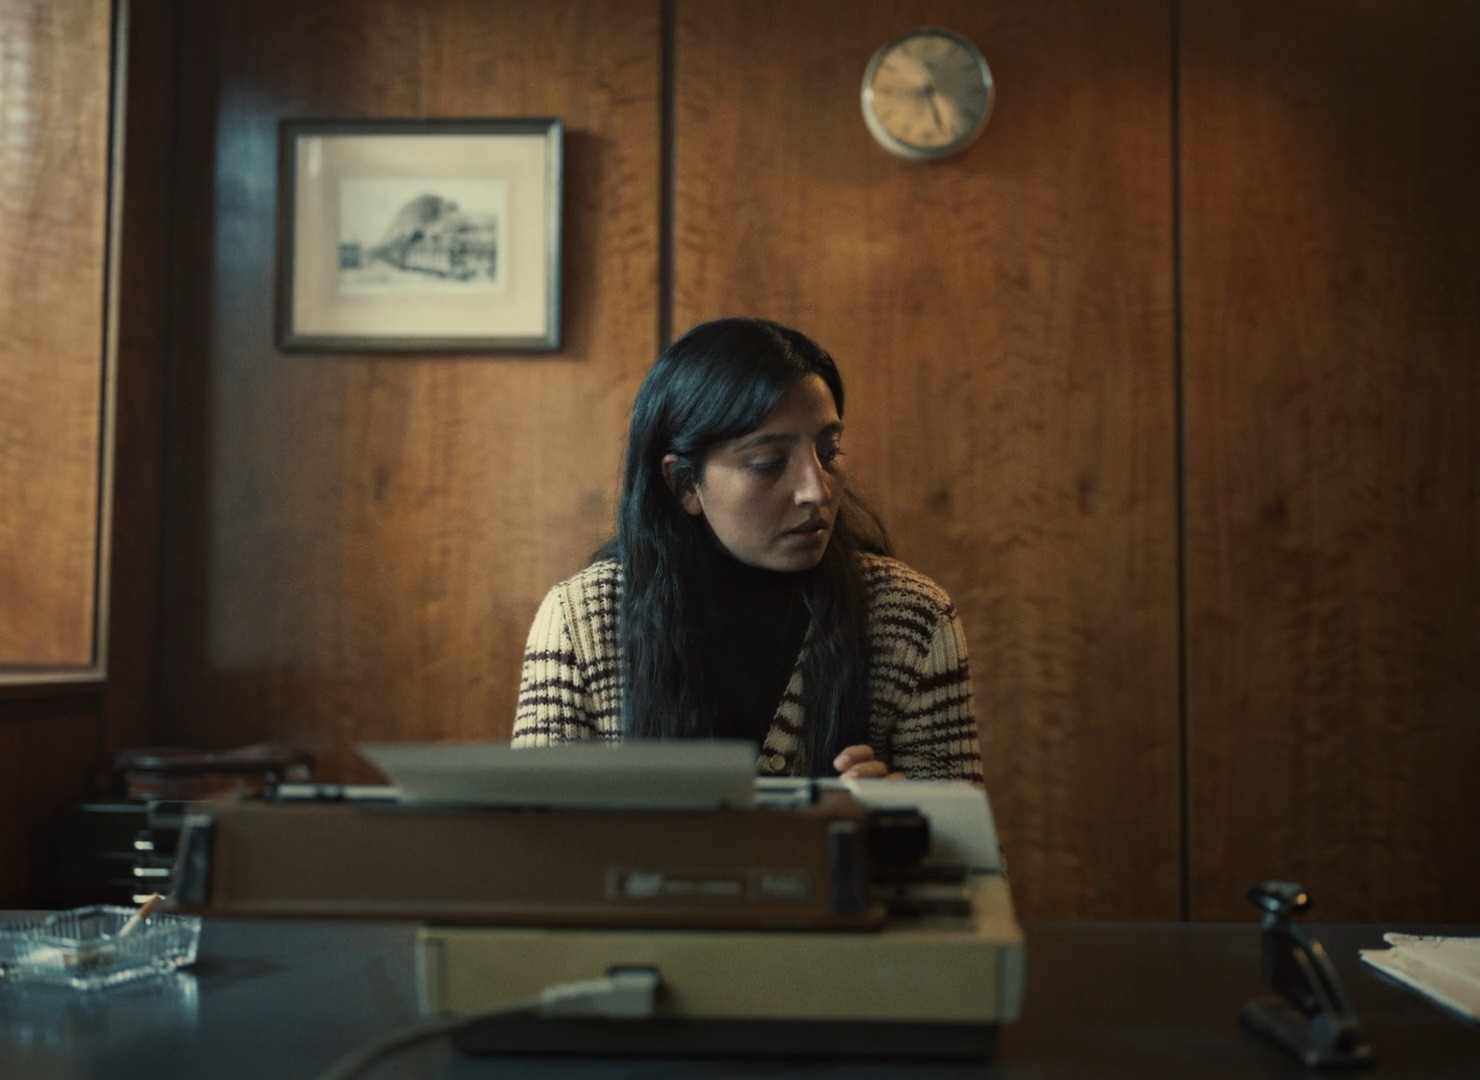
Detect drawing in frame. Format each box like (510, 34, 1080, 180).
(277, 117, 562, 352)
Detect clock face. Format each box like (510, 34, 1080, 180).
(862, 28, 995, 160)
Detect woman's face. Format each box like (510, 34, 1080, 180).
(672, 374, 846, 572)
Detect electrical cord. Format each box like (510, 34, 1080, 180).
(317, 968, 663, 1080)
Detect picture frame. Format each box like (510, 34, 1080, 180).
(277, 117, 563, 352)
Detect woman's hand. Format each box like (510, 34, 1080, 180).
(833, 744, 905, 780)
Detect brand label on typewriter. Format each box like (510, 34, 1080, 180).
(608, 867, 812, 904)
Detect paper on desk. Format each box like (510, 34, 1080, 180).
(1360, 934, 1480, 1025)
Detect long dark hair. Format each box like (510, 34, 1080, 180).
(601, 317, 890, 775)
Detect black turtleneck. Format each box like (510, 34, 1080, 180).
(698, 544, 811, 745)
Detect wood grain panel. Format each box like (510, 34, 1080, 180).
(157, 0, 660, 781)
(0, 696, 101, 907)
(0, 0, 113, 668)
(1182, 0, 1480, 921)
(675, 0, 1179, 920)
(103, 0, 178, 753)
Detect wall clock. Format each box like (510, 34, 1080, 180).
(861, 27, 995, 161)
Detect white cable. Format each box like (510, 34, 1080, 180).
(539, 968, 663, 1017)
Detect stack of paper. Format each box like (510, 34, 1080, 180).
(1360, 934, 1480, 1025)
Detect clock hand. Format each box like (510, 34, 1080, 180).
(924, 85, 945, 133)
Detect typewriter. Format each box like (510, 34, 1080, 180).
(170, 741, 1024, 1058)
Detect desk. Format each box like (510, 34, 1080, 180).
(1, 918, 1475, 1078)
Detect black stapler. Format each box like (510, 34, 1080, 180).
(1239, 880, 1373, 1069)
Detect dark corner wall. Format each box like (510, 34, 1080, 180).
(2, 0, 1477, 921)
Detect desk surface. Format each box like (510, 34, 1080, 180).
(1, 917, 1476, 1079)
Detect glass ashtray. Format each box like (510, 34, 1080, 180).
(0, 906, 201, 990)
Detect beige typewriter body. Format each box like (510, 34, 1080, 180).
(418, 873, 1023, 1023)
(172, 744, 1025, 1055)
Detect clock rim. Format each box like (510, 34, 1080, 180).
(860, 25, 996, 161)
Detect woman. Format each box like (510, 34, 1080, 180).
(512, 317, 982, 783)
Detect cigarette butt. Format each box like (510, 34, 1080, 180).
(118, 892, 164, 937)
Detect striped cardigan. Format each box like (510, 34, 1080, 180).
(512, 553, 984, 784)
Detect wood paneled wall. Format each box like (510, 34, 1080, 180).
(0, 0, 113, 668)
(0, 697, 102, 907)
(134, 0, 1480, 920)
(156, 0, 661, 781)
(103, 0, 178, 755)
(672, 0, 1180, 920)
(1181, 0, 1480, 921)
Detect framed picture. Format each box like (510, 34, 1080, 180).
(277, 117, 562, 352)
